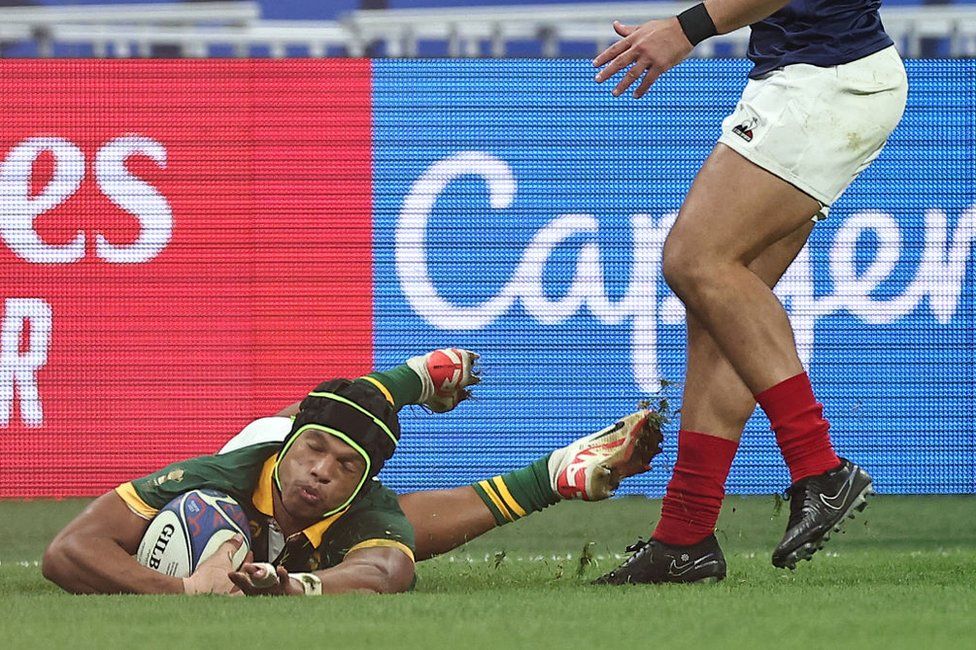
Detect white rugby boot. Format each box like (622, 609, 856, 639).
(548, 411, 662, 501)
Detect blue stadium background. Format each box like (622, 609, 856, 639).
(370, 59, 976, 497)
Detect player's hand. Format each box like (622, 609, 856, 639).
(229, 562, 304, 597)
(182, 534, 244, 595)
(593, 18, 693, 98)
(406, 348, 481, 413)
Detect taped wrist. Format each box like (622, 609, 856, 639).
(677, 3, 717, 46)
(290, 572, 323, 595)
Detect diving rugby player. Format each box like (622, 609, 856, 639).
(592, 0, 907, 583)
(43, 349, 660, 595)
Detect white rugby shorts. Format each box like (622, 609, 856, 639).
(718, 45, 908, 211)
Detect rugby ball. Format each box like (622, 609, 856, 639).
(136, 489, 251, 578)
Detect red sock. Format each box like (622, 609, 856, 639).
(755, 372, 840, 484)
(653, 430, 738, 547)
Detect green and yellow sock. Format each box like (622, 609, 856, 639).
(472, 455, 559, 526)
(357, 364, 423, 411)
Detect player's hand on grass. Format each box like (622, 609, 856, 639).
(228, 562, 304, 597)
(407, 348, 481, 413)
(593, 18, 693, 98)
(182, 534, 245, 595)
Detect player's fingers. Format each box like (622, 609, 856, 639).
(595, 48, 638, 83)
(468, 351, 482, 379)
(593, 37, 632, 69)
(612, 59, 648, 96)
(632, 69, 656, 99)
(275, 567, 292, 595)
(198, 533, 243, 568)
(613, 20, 636, 37)
(243, 562, 280, 589)
(459, 350, 480, 387)
(221, 533, 244, 556)
(633, 66, 662, 98)
(228, 571, 257, 595)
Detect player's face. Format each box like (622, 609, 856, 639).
(277, 430, 367, 521)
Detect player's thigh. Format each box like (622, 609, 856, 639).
(748, 219, 814, 287)
(668, 46, 908, 267)
(665, 144, 821, 268)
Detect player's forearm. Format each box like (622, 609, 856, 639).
(42, 535, 184, 594)
(305, 558, 413, 595)
(703, 0, 791, 34)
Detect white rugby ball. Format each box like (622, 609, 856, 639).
(136, 489, 251, 578)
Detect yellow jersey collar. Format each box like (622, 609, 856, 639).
(252, 454, 349, 547)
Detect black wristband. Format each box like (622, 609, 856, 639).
(677, 3, 718, 47)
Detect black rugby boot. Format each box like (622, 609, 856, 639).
(593, 534, 726, 585)
(772, 457, 874, 569)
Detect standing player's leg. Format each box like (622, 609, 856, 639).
(656, 220, 815, 530)
(399, 410, 661, 561)
(661, 142, 887, 571)
(656, 51, 906, 572)
(596, 220, 813, 584)
(664, 146, 850, 498)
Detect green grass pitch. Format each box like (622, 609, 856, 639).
(2, 495, 974, 649)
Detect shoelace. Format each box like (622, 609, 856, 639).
(625, 539, 649, 554)
(609, 538, 655, 575)
(784, 479, 819, 529)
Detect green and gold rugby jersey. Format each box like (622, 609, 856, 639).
(115, 417, 414, 573)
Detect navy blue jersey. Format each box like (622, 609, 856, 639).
(748, 0, 894, 78)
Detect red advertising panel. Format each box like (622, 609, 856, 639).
(0, 60, 374, 497)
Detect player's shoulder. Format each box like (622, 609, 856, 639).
(127, 439, 279, 513)
(139, 418, 284, 493)
(218, 416, 293, 454)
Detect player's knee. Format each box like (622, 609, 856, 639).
(661, 236, 702, 298)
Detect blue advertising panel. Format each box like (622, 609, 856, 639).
(372, 59, 976, 496)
